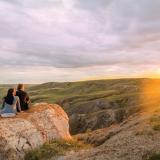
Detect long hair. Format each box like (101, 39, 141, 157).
(4, 88, 15, 105)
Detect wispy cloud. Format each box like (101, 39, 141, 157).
(0, 0, 160, 83)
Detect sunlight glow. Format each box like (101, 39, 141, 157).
(140, 79, 160, 114)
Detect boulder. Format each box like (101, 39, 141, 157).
(0, 103, 71, 160)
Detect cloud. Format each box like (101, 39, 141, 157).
(0, 0, 160, 83)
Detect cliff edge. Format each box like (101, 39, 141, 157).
(0, 103, 71, 160)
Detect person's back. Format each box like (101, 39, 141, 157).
(16, 84, 30, 111)
(1, 88, 21, 117)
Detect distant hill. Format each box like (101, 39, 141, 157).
(1, 78, 160, 135)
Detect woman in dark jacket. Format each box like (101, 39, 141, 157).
(16, 84, 30, 111)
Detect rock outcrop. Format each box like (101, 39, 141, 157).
(0, 103, 71, 160)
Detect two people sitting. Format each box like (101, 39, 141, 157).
(1, 84, 30, 117)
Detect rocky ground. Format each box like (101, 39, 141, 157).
(56, 108, 160, 160)
(0, 103, 71, 160)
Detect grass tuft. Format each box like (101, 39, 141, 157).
(148, 153, 160, 160)
(150, 115, 160, 131)
(25, 139, 91, 160)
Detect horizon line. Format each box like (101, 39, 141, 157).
(0, 77, 159, 85)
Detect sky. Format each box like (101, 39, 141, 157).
(0, 0, 160, 83)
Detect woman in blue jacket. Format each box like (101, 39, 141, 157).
(1, 88, 21, 117)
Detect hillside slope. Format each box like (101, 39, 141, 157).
(28, 78, 160, 134)
(1, 78, 160, 135)
(56, 109, 160, 160)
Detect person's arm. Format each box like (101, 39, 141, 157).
(16, 97, 21, 112)
(25, 92, 30, 103)
(26, 94, 30, 102)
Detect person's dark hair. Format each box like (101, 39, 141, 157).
(17, 84, 24, 90)
(4, 88, 15, 105)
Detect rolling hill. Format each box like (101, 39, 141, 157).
(1, 78, 160, 135)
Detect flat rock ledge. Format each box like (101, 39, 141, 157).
(0, 103, 71, 160)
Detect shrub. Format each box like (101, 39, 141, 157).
(148, 153, 160, 160)
(115, 109, 126, 123)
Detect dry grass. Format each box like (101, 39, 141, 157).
(148, 153, 160, 160)
(25, 139, 91, 160)
(150, 115, 160, 131)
